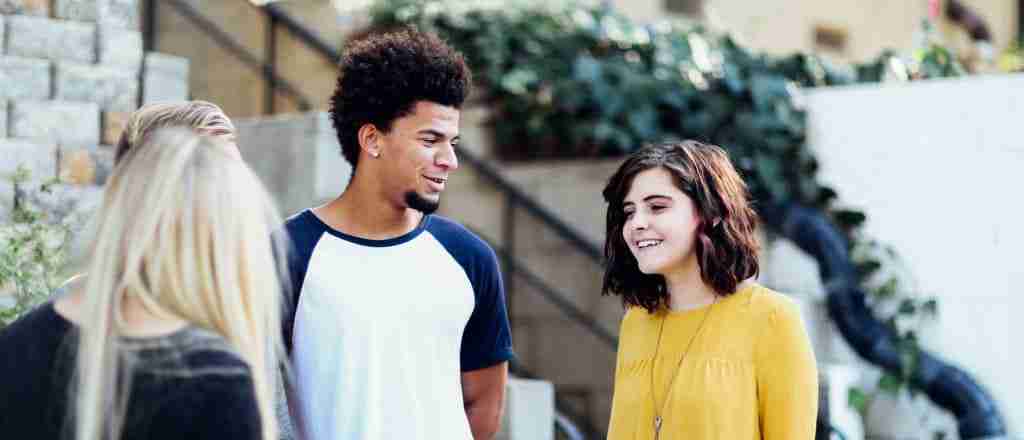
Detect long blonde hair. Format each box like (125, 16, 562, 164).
(74, 129, 284, 440)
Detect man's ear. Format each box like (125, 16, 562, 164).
(358, 123, 382, 158)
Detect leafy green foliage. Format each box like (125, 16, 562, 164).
(0, 166, 72, 327)
(371, 0, 961, 207)
(369, 0, 957, 405)
(848, 386, 870, 415)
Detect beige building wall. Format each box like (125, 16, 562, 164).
(151, 0, 351, 118)
(153, 0, 1018, 121)
(611, 0, 1019, 63)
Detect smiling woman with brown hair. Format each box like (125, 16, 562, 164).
(603, 140, 818, 440)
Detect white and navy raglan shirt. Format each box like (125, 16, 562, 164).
(281, 210, 514, 440)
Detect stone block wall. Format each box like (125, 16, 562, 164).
(0, 0, 48, 17)
(1, 1, 189, 225)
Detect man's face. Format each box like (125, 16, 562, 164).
(376, 101, 460, 214)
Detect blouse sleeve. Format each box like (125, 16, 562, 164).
(755, 296, 819, 440)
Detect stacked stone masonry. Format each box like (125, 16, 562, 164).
(1, 1, 188, 210)
(0, 0, 49, 17)
(0, 56, 51, 100)
(55, 62, 139, 112)
(99, 26, 143, 69)
(0, 138, 57, 195)
(7, 15, 96, 63)
(53, 0, 139, 29)
(142, 52, 189, 104)
(55, 0, 102, 22)
(10, 100, 100, 145)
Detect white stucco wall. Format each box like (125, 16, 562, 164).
(801, 73, 1024, 437)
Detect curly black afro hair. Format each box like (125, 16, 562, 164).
(329, 29, 472, 168)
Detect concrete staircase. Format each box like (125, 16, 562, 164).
(9, 1, 971, 438)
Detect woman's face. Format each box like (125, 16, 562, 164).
(621, 167, 701, 276)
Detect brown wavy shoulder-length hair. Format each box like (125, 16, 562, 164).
(602, 140, 760, 313)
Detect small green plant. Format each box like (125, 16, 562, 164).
(997, 41, 1024, 72)
(0, 165, 73, 327)
(847, 236, 939, 416)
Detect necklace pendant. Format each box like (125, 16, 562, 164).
(654, 415, 662, 432)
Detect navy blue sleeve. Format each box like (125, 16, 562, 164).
(428, 216, 515, 371)
(278, 210, 326, 356)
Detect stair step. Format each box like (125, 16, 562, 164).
(54, 62, 138, 112)
(0, 0, 49, 17)
(98, 26, 144, 70)
(0, 138, 58, 208)
(0, 56, 51, 101)
(6, 15, 96, 64)
(9, 100, 100, 146)
(142, 53, 190, 105)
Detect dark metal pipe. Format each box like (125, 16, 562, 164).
(946, 0, 993, 42)
(503, 193, 517, 326)
(760, 202, 1006, 439)
(262, 3, 343, 64)
(1020, 0, 1024, 45)
(265, 13, 278, 114)
(143, 0, 157, 52)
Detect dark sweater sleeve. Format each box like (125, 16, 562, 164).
(150, 375, 263, 440)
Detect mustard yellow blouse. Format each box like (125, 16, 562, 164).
(607, 284, 818, 440)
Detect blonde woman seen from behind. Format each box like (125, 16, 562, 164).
(0, 129, 286, 440)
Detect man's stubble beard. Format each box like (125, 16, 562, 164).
(404, 191, 440, 215)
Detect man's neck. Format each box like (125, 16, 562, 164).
(314, 177, 423, 240)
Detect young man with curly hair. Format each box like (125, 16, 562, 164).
(281, 29, 514, 440)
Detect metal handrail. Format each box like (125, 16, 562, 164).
(490, 242, 617, 347)
(155, 0, 314, 111)
(457, 150, 605, 264)
(263, 3, 343, 64)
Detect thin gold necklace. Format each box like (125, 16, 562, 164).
(649, 297, 716, 440)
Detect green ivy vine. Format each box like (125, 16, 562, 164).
(0, 166, 72, 326)
(367, 0, 962, 417)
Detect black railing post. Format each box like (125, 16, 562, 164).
(503, 193, 516, 326)
(265, 13, 278, 115)
(143, 0, 157, 52)
(1019, 0, 1024, 45)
